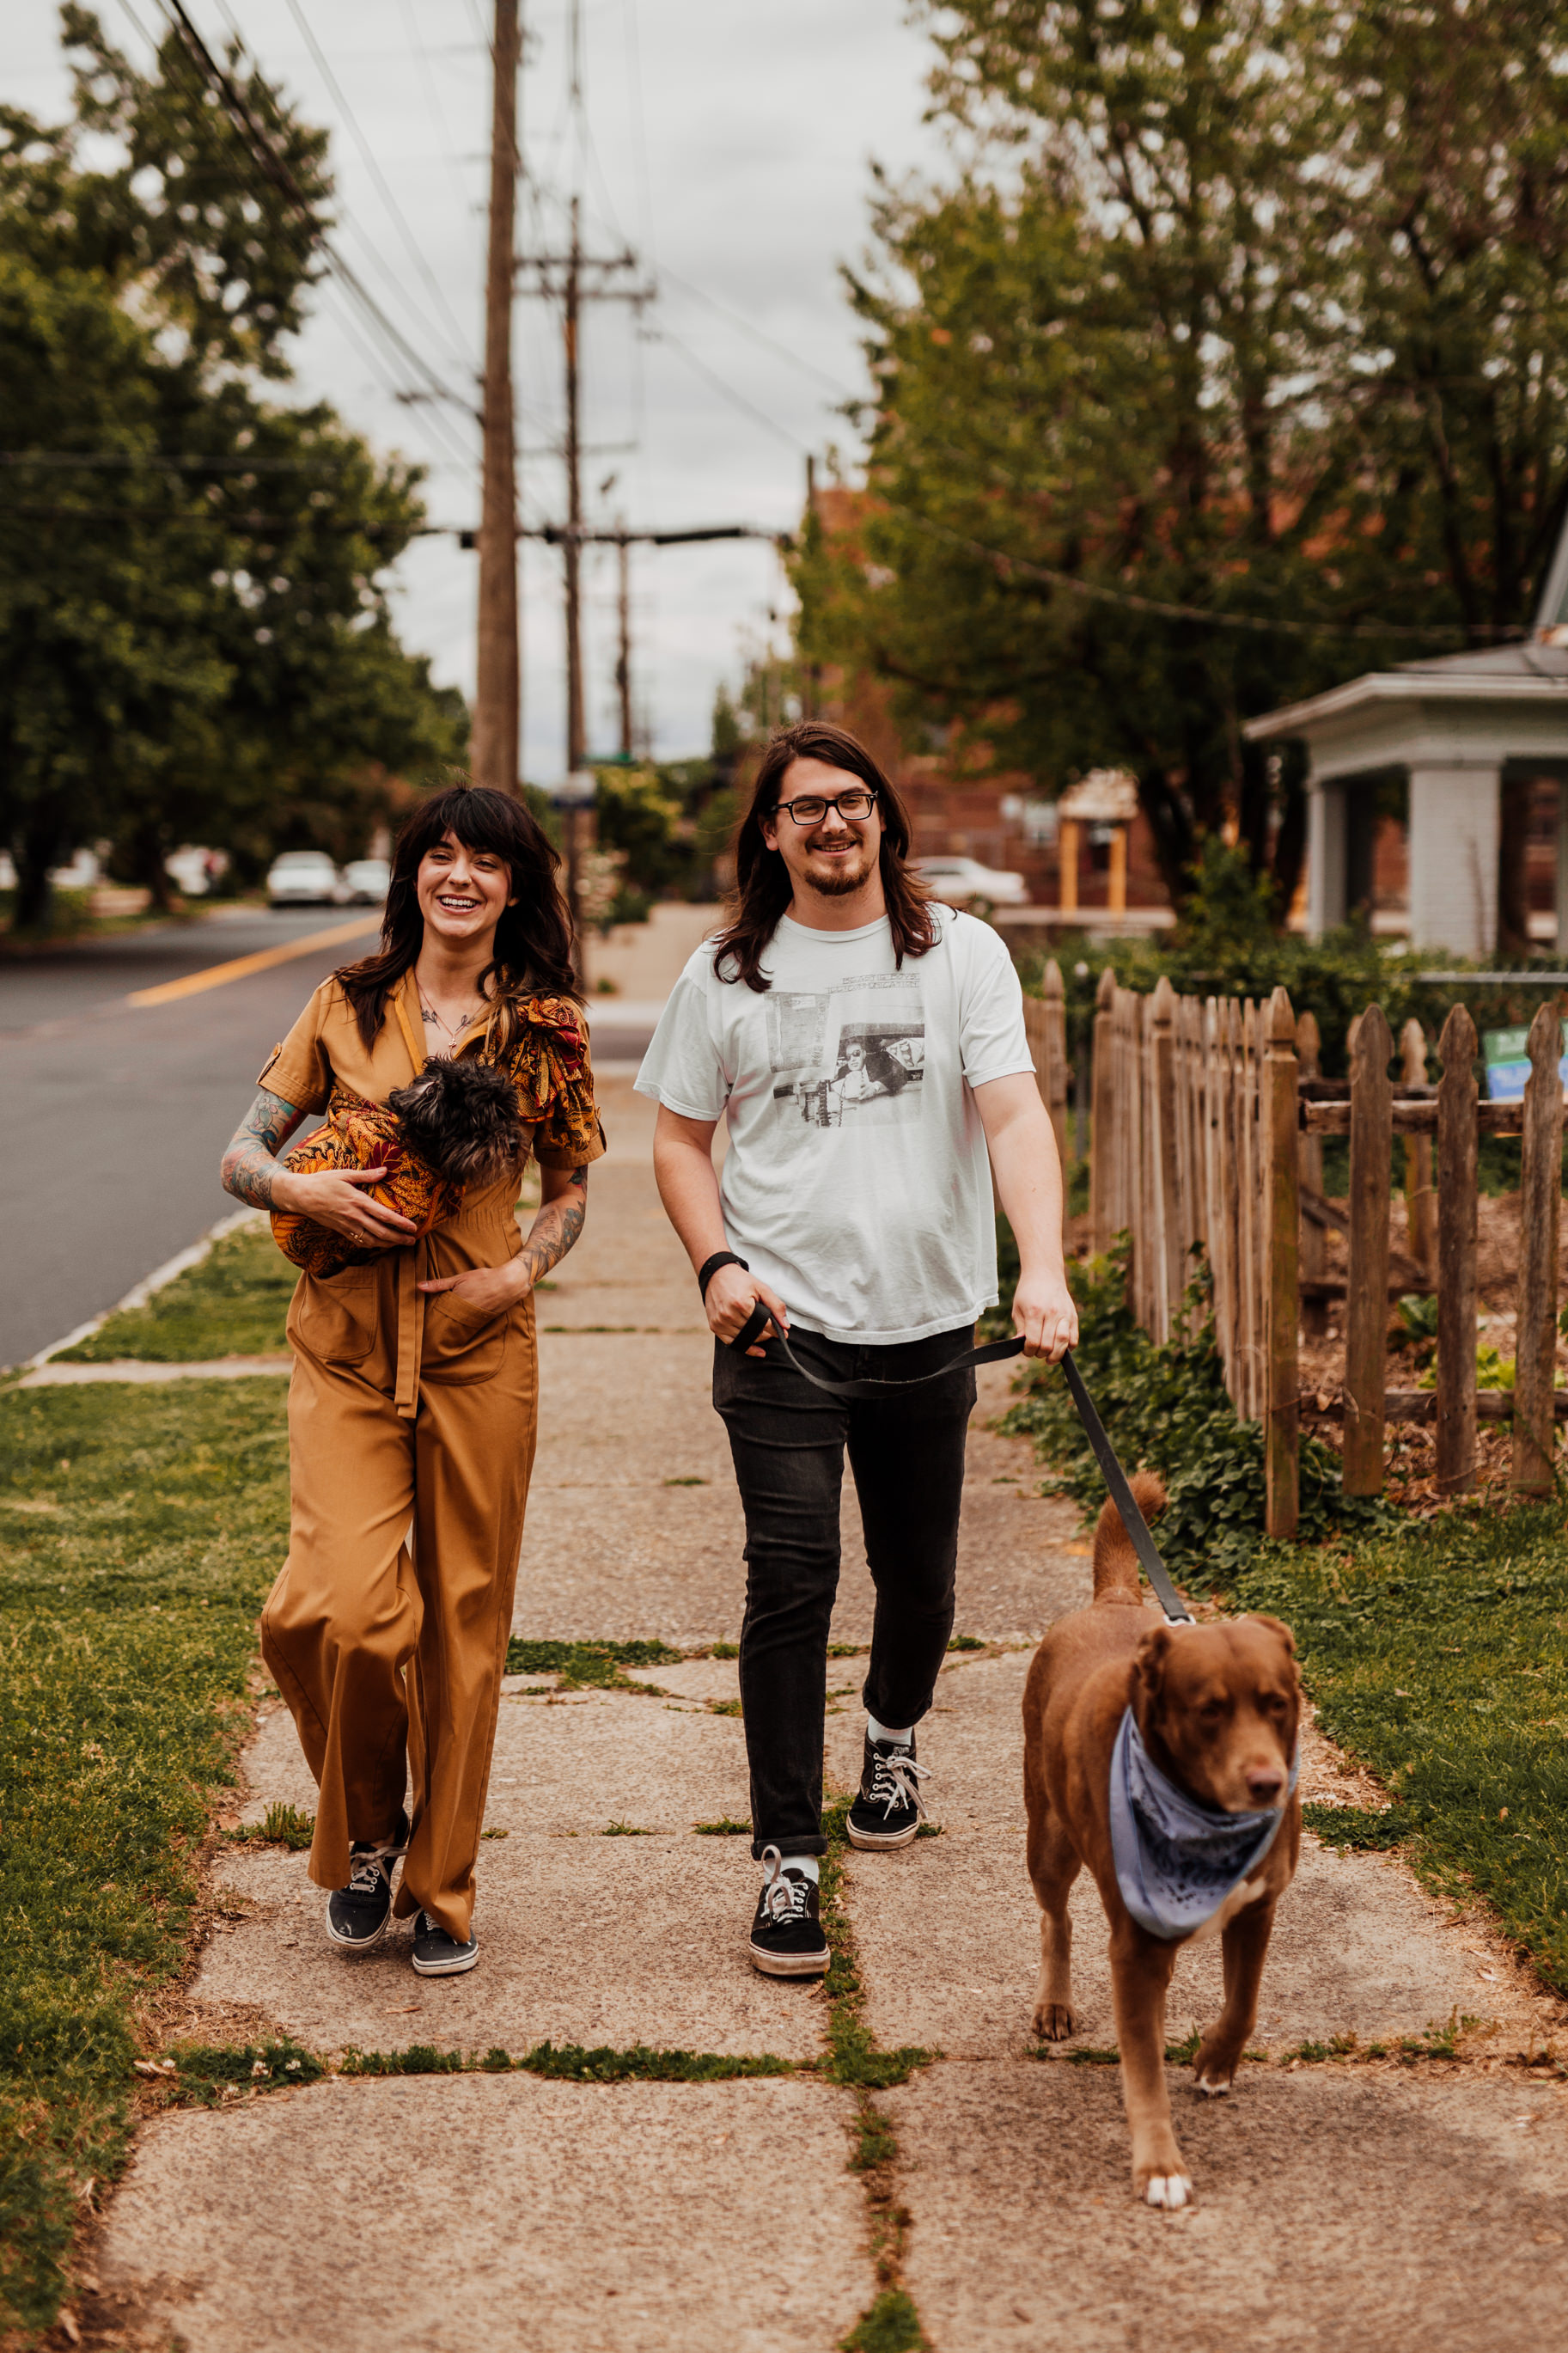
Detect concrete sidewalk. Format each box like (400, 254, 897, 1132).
(94, 1074, 1568, 2350)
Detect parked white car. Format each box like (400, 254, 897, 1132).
(912, 854, 1028, 909)
(267, 851, 345, 907)
(341, 856, 391, 904)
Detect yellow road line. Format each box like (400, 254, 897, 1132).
(126, 915, 382, 1007)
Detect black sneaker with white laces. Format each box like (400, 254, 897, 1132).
(747, 1846, 829, 1978)
(847, 1731, 929, 1851)
(325, 1813, 407, 1951)
(411, 1910, 480, 1977)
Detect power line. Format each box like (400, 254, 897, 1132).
(659, 265, 857, 402)
(650, 327, 810, 455)
(281, 0, 477, 368)
(199, 0, 482, 397)
(397, 0, 479, 217)
(875, 494, 1522, 645)
(150, 1, 482, 444)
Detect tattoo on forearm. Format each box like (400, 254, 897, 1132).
(221, 1088, 304, 1210)
(519, 1167, 588, 1287)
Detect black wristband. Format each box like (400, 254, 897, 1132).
(698, 1250, 749, 1300)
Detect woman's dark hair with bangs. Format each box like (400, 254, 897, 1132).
(336, 784, 578, 1050)
(711, 721, 935, 991)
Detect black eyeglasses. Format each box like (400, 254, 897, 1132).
(772, 786, 878, 827)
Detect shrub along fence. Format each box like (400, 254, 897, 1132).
(1026, 963, 1565, 1542)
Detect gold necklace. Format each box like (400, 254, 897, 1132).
(418, 994, 484, 1042)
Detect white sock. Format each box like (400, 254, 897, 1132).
(867, 1713, 912, 1746)
(774, 1853, 819, 1883)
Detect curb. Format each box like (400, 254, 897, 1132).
(17, 1207, 266, 1373)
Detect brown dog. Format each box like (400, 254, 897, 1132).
(1022, 1474, 1301, 2207)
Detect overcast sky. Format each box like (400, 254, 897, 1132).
(12, 1, 948, 781)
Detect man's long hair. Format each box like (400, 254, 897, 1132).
(711, 721, 936, 991)
(336, 783, 579, 1050)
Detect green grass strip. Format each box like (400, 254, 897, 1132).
(0, 1376, 290, 2337)
(1227, 1500, 1568, 1991)
(818, 1794, 937, 2351)
(336, 2039, 796, 2083)
(55, 1223, 295, 1362)
(503, 1637, 681, 1686)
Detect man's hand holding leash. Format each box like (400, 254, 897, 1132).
(705, 1261, 790, 1356)
(1011, 1264, 1078, 1362)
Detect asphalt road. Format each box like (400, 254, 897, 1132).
(0, 905, 385, 1367)
(0, 905, 663, 1369)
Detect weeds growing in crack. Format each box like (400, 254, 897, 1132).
(226, 1801, 314, 1850)
(818, 1793, 935, 2352)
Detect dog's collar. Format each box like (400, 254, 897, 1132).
(1108, 1708, 1297, 1943)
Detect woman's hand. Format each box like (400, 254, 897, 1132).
(705, 1262, 790, 1357)
(272, 1165, 419, 1247)
(1012, 1265, 1079, 1362)
(417, 1262, 524, 1316)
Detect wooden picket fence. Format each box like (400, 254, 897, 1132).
(1026, 963, 1565, 1540)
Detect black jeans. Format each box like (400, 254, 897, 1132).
(712, 1323, 976, 1859)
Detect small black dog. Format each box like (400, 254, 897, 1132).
(385, 1057, 527, 1188)
(273, 1056, 528, 1275)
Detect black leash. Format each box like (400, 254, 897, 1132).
(727, 1305, 1193, 1626)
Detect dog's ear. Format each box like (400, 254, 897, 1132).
(1249, 1613, 1298, 1674)
(1133, 1622, 1177, 1708)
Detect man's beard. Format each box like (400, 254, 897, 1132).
(802, 839, 876, 897)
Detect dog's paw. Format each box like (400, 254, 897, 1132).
(1141, 2172, 1193, 2210)
(1192, 2035, 1239, 2095)
(1031, 2002, 1078, 2042)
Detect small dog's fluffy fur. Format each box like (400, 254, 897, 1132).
(385, 1058, 526, 1185)
(272, 1058, 528, 1276)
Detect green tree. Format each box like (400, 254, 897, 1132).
(0, 11, 465, 930)
(801, 0, 1568, 915)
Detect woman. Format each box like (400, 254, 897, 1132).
(220, 785, 603, 1977)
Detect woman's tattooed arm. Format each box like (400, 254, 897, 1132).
(221, 1088, 308, 1210)
(518, 1164, 589, 1288)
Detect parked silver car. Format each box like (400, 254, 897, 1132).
(266, 851, 345, 908)
(341, 857, 391, 904)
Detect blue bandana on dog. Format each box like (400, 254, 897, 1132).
(1108, 1707, 1298, 1942)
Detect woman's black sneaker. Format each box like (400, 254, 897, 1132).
(847, 1733, 929, 1850)
(748, 1847, 829, 1978)
(411, 1910, 480, 1977)
(325, 1813, 408, 1951)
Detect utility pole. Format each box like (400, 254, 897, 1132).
(472, 0, 520, 795)
(802, 454, 821, 720)
(563, 195, 585, 783)
(615, 522, 633, 758)
(516, 211, 651, 928)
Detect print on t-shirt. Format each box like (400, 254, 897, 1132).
(766, 971, 925, 1130)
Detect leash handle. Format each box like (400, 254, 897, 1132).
(725, 1317, 1192, 1625)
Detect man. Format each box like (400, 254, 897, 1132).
(637, 721, 1077, 1977)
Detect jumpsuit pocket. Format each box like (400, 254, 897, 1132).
(422, 1288, 510, 1384)
(287, 1262, 377, 1366)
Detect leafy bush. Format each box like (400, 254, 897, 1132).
(1000, 1243, 1395, 1579)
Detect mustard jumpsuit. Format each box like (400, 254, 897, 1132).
(257, 970, 603, 1940)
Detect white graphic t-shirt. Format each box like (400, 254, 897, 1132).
(634, 906, 1034, 1343)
